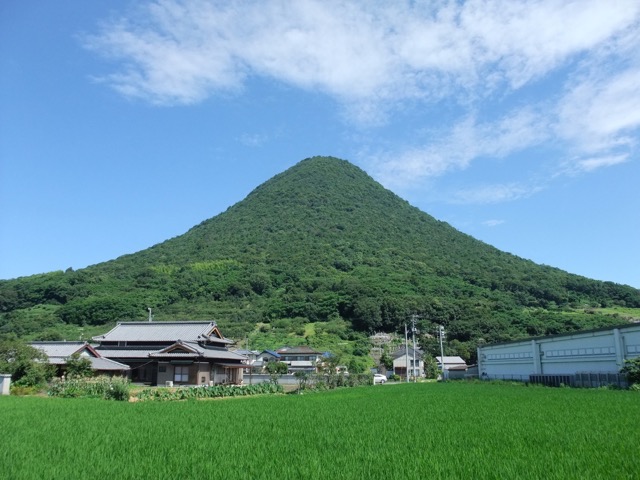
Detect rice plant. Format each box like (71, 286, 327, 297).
(1, 382, 638, 479)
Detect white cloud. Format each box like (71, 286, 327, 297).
(238, 133, 269, 147)
(451, 183, 542, 205)
(85, 0, 640, 201)
(558, 68, 640, 154)
(85, 0, 640, 109)
(575, 155, 629, 173)
(482, 219, 505, 227)
(369, 107, 549, 189)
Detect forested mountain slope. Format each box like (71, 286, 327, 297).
(2, 156, 639, 353)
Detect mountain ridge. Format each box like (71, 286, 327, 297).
(1, 156, 639, 354)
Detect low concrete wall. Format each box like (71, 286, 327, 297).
(245, 374, 298, 385)
(0, 374, 11, 395)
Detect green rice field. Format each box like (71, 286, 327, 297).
(1, 382, 638, 479)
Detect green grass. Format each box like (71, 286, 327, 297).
(1, 382, 639, 479)
(589, 306, 640, 320)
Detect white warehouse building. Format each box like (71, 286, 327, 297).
(477, 323, 640, 386)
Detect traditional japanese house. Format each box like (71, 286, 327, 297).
(93, 321, 248, 386)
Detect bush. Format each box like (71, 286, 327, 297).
(65, 353, 93, 378)
(297, 372, 373, 392)
(135, 382, 284, 401)
(10, 385, 41, 396)
(620, 357, 640, 385)
(48, 376, 130, 401)
(0, 340, 54, 387)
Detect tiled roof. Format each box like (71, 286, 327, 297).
(30, 342, 92, 358)
(392, 347, 423, 360)
(277, 345, 321, 354)
(261, 350, 281, 358)
(94, 349, 157, 359)
(89, 357, 130, 371)
(96, 344, 248, 362)
(233, 349, 259, 356)
(197, 348, 248, 361)
(92, 321, 232, 343)
(30, 342, 129, 371)
(436, 356, 467, 365)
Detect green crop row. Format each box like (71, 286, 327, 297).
(47, 375, 130, 401)
(1, 382, 638, 479)
(136, 381, 283, 401)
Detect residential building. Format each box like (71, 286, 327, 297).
(251, 350, 281, 373)
(392, 347, 424, 379)
(92, 321, 248, 386)
(276, 346, 323, 373)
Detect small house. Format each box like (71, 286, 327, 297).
(436, 356, 468, 379)
(251, 350, 281, 373)
(276, 346, 323, 373)
(392, 347, 424, 379)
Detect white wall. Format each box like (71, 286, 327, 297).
(478, 324, 640, 379)
(0, 374, 11, 395)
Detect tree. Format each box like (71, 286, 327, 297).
(621, 357, 640, 385)
(379, 351, 394, 371)
(348, 357, 367, 374)
(294, 370, 310, 392)
(65, 353, 93, 378)
(423, 356, 440, 379)
(319, 353, 343, 388)
(265, 361, 288, 385)
(0, 340, 54, 387)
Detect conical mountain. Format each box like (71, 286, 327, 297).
(1, 157, 638, 347)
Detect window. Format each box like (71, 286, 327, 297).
(174, 365, 189, 383)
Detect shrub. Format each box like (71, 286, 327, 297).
(10, 385, 41, 396)
(48, 376, 130, 401)
(65, 353, 93, 378)
(135, 382, 284, 402)
(0, 340, 54, 387)
(620, 357, 640, 385)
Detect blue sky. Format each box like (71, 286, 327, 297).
(1, 1, 639, 288)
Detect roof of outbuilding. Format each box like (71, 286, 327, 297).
(30, 342, 130, 371)
(30, 341, 96, 359)
(436, 356, 467, 365)
(92, 321, 232, 343)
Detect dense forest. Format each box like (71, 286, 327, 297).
(1, 156, 639, 362)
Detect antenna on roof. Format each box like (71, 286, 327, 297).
(148, 307, 153, 322)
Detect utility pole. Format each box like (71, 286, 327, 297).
(411, 315, 418, 382)
(404, 323, 409, 383)
(247, 336, 252, 385)
(439, 325, 446, 381)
